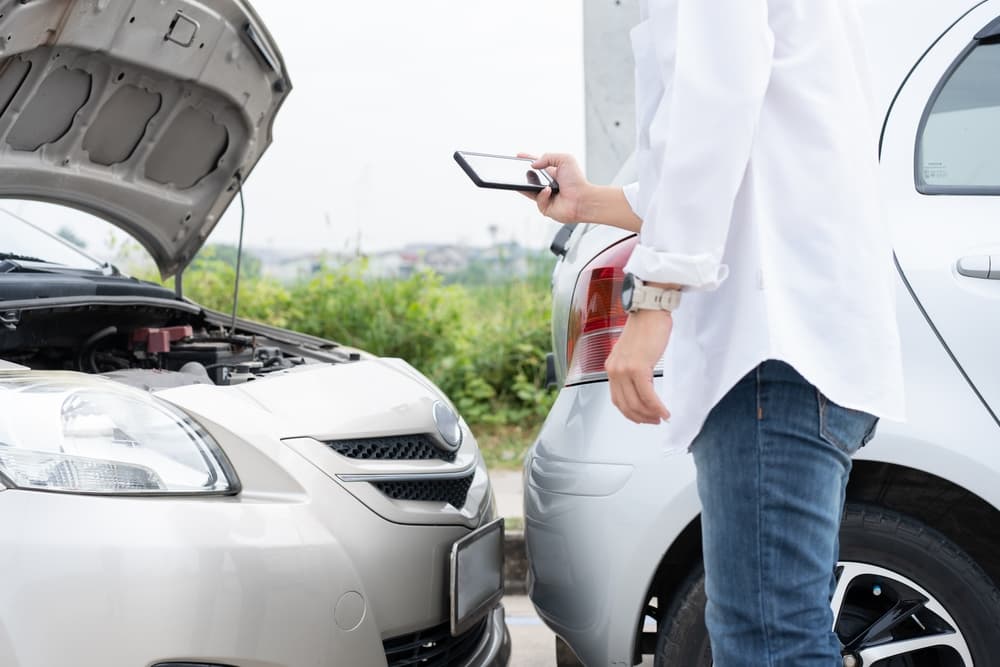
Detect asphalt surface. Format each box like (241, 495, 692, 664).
(505, 594, 559, 667)
(506, 594, 657, 666)
(491, 468, 523, 520)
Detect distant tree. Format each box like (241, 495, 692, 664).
(190, 243, 262, 279)
(56, 226, 87, 249)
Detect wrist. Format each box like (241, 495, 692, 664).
(630, 309, 672, 321)
(576, 183, 605, 223)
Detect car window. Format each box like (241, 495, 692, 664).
(917, 40, 1000, 193)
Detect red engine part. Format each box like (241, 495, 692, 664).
(131, 325, 193, 354)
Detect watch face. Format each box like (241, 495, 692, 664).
(621, 273, 635, 311)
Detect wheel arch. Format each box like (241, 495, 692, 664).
(633, 460, 1000, 663)
(847, 460, 1000, 588)
(634, 515, 702, 663)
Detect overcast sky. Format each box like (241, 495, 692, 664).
(21, 0, 585, 264)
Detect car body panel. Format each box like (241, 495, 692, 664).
(0, 0, 290, 277)
(158, 363, 494, 531)
(527, 2, 1000, 664)
(860, 0, 984, 132)
(0, 369, 509, 666)
(880, 1, 1000, 423)
(527, 257, 1000, 666)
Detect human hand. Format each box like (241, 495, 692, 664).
(515, 152, 591, 224)
(605, 310, 673, 424)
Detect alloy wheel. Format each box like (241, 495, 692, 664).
(833, 561, 973, 666)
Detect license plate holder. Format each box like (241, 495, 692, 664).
(449, 517, 505, 636)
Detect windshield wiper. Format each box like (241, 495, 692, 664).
(0, 253, 49, 266)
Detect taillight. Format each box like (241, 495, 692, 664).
(565, 235, 663, 386)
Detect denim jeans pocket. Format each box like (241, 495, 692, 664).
(816, 388, 879, 455)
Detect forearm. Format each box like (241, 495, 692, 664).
(578, 185, 643, 233)
(576, 185, 681, 290)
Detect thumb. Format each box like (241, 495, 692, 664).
(532, 152, 566, 170)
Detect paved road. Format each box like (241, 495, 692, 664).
(491, 468, 523, 520)
(505, 594, 655, 666)
(505, 594, 559, 667)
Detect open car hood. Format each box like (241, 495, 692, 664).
(0, 0, 289, 277)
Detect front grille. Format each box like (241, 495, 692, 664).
(372, 474, 474, 508)
(326, 434, 457, 463)
(384, 616, 488, 666)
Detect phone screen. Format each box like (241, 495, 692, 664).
(454, 151, 557, 192)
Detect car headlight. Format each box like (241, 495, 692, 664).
(0, 375, 237, 495)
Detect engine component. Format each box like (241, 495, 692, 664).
(131, 326, 194, 355)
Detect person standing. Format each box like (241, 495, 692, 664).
(523, 0, 906, 664)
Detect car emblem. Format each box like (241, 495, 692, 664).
(432, 400, 463, 451)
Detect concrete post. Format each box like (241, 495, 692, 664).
(583, 0, 639, 184)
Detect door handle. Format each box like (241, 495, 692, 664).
(956, 255, 996, 279)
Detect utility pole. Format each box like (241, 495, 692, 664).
(583, 0, 639, 185)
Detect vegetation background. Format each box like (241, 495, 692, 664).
(127, 242, 559, 469)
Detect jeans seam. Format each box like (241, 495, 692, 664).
(755, 366, 774, 665)
(756, 364, 762, 420)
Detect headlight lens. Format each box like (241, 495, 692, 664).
(0, 375, 237, 495)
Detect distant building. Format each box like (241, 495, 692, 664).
(256, 242, 546, 283)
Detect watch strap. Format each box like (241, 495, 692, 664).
(630, 284, 682, 312)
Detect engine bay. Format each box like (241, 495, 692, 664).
(0, 301, 354, 389)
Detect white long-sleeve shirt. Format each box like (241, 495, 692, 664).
(621, 0, 906, 451)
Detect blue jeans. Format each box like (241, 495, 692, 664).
(690, 358, 879, 667)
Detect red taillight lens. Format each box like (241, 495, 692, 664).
(565, 236, 638, 385)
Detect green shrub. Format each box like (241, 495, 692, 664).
(160, 251, 556, 428)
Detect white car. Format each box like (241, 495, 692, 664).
(526, 1, 1000, 665)
(0, 2, 509, 666)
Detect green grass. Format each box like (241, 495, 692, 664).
(472, 421, 541, 470)
(503, 516, 525, 532)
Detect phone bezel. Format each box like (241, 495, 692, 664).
(453, 150, 559, 194)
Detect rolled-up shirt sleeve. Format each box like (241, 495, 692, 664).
(622, 0, 774, 291)
(622, 180, 641, 212)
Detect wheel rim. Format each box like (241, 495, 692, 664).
(833, 561, 974, 666)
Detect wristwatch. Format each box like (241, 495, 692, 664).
(621, 273, 682, 313)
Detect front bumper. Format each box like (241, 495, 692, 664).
(0, 413, 507, 667)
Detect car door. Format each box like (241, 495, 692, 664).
(882, 1, 1000, 421)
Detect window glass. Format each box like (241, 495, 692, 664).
(918, 42, 1000, 191)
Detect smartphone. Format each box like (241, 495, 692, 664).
(453, 151, 559, 194)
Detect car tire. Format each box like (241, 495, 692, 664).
(653, 503, 1000, 666)
(653, 564, 712, 666)
(836, 503, 1000, 665)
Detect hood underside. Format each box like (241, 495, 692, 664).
(0, 0, 290, 277)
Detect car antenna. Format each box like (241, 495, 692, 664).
(230, 172, 246, 336)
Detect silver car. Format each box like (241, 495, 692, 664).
(0, 2, 509, 665)
(526, 1, 1000, 665)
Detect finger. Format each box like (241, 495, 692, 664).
(617, 372, 660, 424)
(535, 187, 552, 214)
(631, 373, 670, 421)
(531, 152, 566, 170)
(608, 375, 624, 415)
(516, 152, 538, 161)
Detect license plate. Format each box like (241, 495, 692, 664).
(450, 517, 505, 636)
